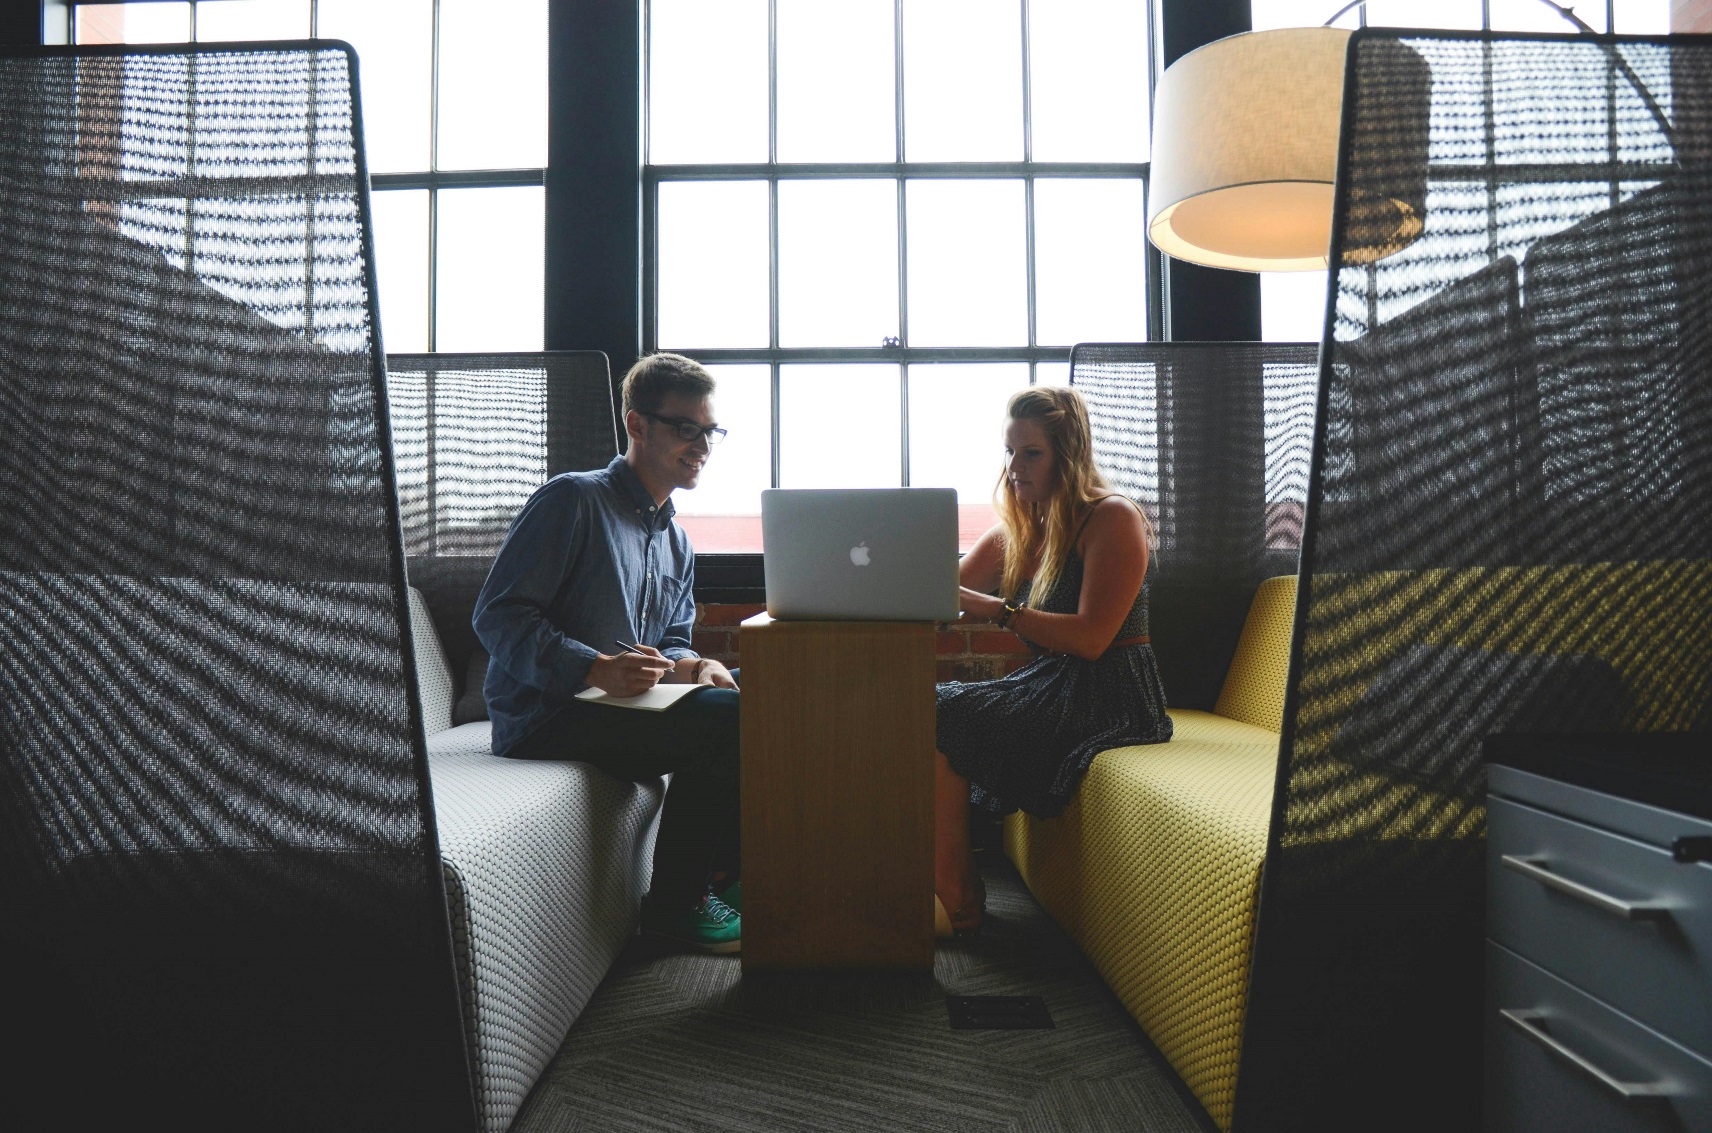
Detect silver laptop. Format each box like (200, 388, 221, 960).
(762, 488, 960, 621)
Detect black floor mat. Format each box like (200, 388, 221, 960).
(946, 995, 1056, 1030)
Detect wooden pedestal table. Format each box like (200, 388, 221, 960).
(738, 612, 936, 972)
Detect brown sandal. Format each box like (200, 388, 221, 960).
(935, 894, 981, 938)
(934, 875, 987, 939)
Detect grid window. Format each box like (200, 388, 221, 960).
(318, 0, 431, 174)
(647, 0, 1157, 552)
(775, 0, 894, 163)
(905, 179, 1029, 348)
(435, 0, 548, 171)
(657, 181, 772, 348)
(195, 0, 309, 39)
(434, 185, 546, 352)
(902, 0, 1024, 162)
(778, 364, 903, 490)
(370, 187, 430, 352)
(1033, 178, 1150, 345)
(674, 364, 774, 547)
(777, 180, 900, 348)
(1029, 0, 1152, 162)
(71, 0, 546, 354)
(907, 362, 1030, 550)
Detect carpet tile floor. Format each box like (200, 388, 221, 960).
(512, 851, 1216, 1133)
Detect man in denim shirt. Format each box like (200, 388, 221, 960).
(474, 353, 742, 952)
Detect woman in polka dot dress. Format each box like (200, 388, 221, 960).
(935, 386, 1172, 937)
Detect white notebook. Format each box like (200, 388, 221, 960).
(573, 683, 700, 711)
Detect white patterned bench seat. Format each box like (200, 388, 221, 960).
(407, 587, 663, 1133)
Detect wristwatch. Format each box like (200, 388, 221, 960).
(998, 599, 1023, 629)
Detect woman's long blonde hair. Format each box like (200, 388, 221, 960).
(995, 386, 1116, 605)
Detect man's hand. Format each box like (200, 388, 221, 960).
(696, 658, 737, 689)
(586, 646, 671, 697)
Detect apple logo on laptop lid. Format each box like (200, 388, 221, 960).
(850, 541, 871, 566)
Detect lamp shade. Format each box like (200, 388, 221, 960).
(1147, 27, 1425, 272)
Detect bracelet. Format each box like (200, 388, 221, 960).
(997, 599, 1023, 630)
(692, 658, 709, 682)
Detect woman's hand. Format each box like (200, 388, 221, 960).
(959, 586, 1006, 623)
(586, 647, 671, 697)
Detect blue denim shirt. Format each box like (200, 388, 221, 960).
(473, 455, 698, 755)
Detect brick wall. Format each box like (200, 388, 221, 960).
(694, 602, 1035, 682)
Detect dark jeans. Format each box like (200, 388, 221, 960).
(505, 676, 740, 910)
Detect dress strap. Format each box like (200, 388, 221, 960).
(1071, 502, 1102, 546)
(1073, 495, 1145, 548)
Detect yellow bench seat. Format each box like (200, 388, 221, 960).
(1002, 575, 1297, 1132)
(1004, 712, 1276, 1131)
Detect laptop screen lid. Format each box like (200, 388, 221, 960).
(762, 488, 960, 621)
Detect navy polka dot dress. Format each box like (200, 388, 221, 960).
(936, 522, 1173, 819)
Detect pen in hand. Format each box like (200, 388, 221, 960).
(610, 640, 669, 693)
(616, 641, 670, 674)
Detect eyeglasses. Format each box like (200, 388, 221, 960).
(641, 411, 727, 444)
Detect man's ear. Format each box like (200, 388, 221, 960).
(623, 409, 646, 446)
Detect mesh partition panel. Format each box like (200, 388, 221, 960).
(388, 351, 618, 560)
(389, 351, 619, 678)
(1234, 32, 1712, 1132)
(1070, 343, 1320, 711)
(0, 45, 474, 1130)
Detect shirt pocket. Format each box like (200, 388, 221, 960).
(650, 573, 689, 638)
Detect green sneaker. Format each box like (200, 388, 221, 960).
(715, 880, 741, 915)
(641, 891, 741, 954)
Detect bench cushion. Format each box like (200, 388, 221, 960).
(1002, 575, 1297, 1129)
(407, 587, 665, 1133)
(428, 728, 663, 1133)
(408, 585, 458, 735)
(1004, 709, 1277, 1132)
(1212, 574, 1297, 732)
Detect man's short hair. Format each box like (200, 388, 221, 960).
(621, 352, 715, 417)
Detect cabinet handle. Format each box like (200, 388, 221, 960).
(1500, 855, 1668, 921)
(1500, 1009, 1672, 1101)
(1673, 835, 1712, 863)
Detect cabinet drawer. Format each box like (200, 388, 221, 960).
(1486, 942, 1712, 1133)
(1488, 795, 1712, 1058)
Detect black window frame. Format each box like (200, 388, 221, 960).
(641, 0, 1173, 598)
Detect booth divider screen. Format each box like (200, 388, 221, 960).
(1234, 31, 1712, 1131)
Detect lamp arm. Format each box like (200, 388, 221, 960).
(1522, 0, 1599, 34)
(1317, 0, 1675, 149)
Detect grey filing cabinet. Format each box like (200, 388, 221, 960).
(1485, 736, 1712, 1133)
